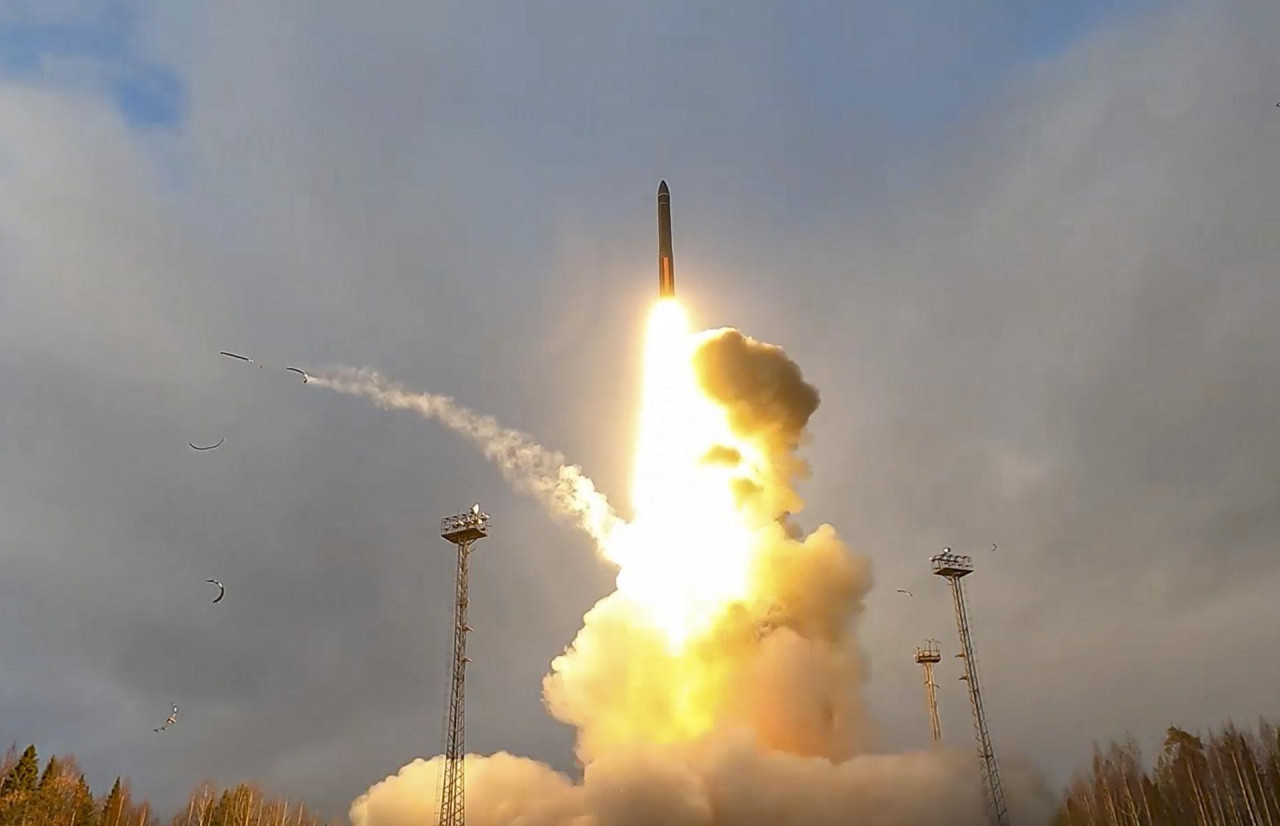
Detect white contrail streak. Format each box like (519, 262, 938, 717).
(307, 368, 621, 546)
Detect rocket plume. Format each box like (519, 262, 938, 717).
(541, 300, 877, 763)
(332, 302, 1052, 825)
(307, 368, 621, 547)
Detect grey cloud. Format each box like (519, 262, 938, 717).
(2, 0, 1278, 821)
(785, 0, 1280, 791)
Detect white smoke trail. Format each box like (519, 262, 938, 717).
(307, 367, 622, 546)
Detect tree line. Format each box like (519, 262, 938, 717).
(1056, 717, 1280, 825)
(7, 715, 1279, 826)
(0, 744, 329, 826)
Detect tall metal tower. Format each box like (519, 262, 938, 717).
(437, 505, 489, 826)
(931, 549, 1009, 826)
(913, 639, 943, 743)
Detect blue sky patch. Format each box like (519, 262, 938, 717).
(0, 1, 184, 127)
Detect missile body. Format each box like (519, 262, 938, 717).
(657, 180, 675, 297)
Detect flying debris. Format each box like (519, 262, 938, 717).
(188, 438, 224, 451)
(285, 367, 309, 383)
(471, 503, 481, 515)
(896, 589, 914, 598)
(206, 579, 225, 604)
(220, 350, 262, 368)
(990, 543, 998, 552)
(153, 704, 178, 733)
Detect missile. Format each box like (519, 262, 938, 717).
(657, 180, 675, 297)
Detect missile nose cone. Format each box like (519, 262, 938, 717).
(658, 180, 669, 195)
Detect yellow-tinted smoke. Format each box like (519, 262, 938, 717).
(540, 301, 873, 764)
(346, 300, 1053, 825)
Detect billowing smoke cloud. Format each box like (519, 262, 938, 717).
(694, 329, 821, 456)
(351, 740, 1001, 826)
(344, 330, 1055, 825)
(307, 367, 621, 546)
(692, 329, 820, 519)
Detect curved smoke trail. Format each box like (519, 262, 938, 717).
(307, 367, 622, 547)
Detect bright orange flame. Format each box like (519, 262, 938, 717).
(601, 299, 756, 648)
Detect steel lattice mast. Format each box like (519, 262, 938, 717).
(914, 639, 944, 743)
(931, 550, 1010, 826)
(438, 506, 489, 826)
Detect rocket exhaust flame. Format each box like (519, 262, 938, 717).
(605, 300, 755, 646)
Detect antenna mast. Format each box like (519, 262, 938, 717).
(931, 550, 1009, 826)
(437, 505, 489, 826)
(913, 639, 943, 743)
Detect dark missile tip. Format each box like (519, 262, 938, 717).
(658, 180, 669, 194)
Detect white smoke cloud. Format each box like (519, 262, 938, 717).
(332, 333, 1055, 825)
(348, 754, 584, 826)
(350, 735, 1046, 826)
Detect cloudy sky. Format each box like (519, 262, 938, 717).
(2, 0, 1279, 820)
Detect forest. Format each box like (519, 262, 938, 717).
(1056, 718, 1280, 825)
(0, 743, 328, 826)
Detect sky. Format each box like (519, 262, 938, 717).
(2, 0, 1279, 820)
